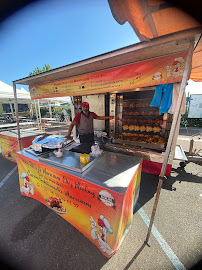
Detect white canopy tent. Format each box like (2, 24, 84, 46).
(0, 81, 31, 120)
(0, 81, 71, 123)
(33, 96, 71, 123)
(0, 81, 31, 104)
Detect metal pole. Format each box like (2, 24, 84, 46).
(145, 40, 195, 243)
(188, 139, 194, 155)
(13, 83, 22, 150)
(49, 101, 52, 118)
(34, 100, 39, 128)
(9, 101, 14, 118)
(38, 99, 41, 123)
(70, 96, 76, 139)
(30, 103, 33, 118)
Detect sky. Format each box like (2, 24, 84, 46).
(0, 0, 201, 96)
(0, 0, 138, 89)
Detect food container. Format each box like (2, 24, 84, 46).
(80, 153, 90, 164)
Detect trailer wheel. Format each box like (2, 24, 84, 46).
(179, 161, 186, 168)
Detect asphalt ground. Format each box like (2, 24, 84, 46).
(0, 132, 202, 270)
(177, 128, 202, 154)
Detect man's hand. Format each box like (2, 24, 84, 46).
(96, 116, 114, 120)
(64, 134, 71, 139)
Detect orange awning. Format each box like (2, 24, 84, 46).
(108, 0, 202, 82)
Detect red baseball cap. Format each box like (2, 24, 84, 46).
(82, 102, 89, 107)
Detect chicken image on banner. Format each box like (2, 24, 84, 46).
(166, 57, 184, 78)
(90, 215, 113, 256)
(152, 71, 162, 80)
(20, 172, 34, 195)
(98, 190, 116, 209)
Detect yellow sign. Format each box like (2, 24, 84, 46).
(30, 52, 187, 99)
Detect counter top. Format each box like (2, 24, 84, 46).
(17, 149, 142, 194)
(0, 128, 43, 138)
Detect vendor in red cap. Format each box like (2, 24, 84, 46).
(66, 101, 113, 144)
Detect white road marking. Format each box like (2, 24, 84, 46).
(136, 203, 186, 270)
(0, 165, 18, 189)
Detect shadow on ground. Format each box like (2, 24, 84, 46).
(136, 161, 202, 212)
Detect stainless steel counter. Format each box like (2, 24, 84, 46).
(17, 149, 142, 194)
(38, 149, 100, 173)
(0, 128, 43, 138)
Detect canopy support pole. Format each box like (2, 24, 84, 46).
(70, 96, 76, 139)
(145, 40, 194, 243)
(13, 83, 22, 150)
(38, 99, 41, 123)
(34, 100, 39, 128)
(49, 101, 52, 118)
(30, 103, 33, 118)
(9, 102, 14, 118)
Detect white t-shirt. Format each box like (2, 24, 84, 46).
(62, 109, 68, 116)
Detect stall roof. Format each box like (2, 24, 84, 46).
(108, 0, 202, 82)
(14, 27, 201, 87)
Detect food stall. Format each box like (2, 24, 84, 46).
(0, 128, 43, 162)
(17, 145, 142, 257)
(13, 28, 201, 256)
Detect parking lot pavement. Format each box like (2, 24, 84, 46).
(0, 154, 202, 270)
(177, 127, 202, 153)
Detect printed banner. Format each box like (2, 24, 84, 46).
(29, 52, 188, 99)
(16, 152, 142, 257)
(0, 134, 19, 162)
(0, 134, 37, 163)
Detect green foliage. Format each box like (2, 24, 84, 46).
(29, 64, 52, 76)
(181, 112, 202, 128)
(180, 96, 202, 127)
(67, 107, 72, 121)
(40, 107, 49, 117)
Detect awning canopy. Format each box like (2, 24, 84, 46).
(108, 0, 202, 82)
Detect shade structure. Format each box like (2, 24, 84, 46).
(108, 0, 202, 82)
(0, 81, 31, 103)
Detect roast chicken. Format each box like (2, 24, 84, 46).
(48, 197, 62, 208)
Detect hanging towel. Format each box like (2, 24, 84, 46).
(168, 83, 186, 115)
(150, 83, 173, 114)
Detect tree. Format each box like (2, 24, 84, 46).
(29, 64, 52, 76)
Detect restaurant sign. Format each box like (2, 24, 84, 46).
(29, 52, 187, 99)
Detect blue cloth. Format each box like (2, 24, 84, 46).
(150, 83, 173, 114)
(32, 135, 66, 145)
